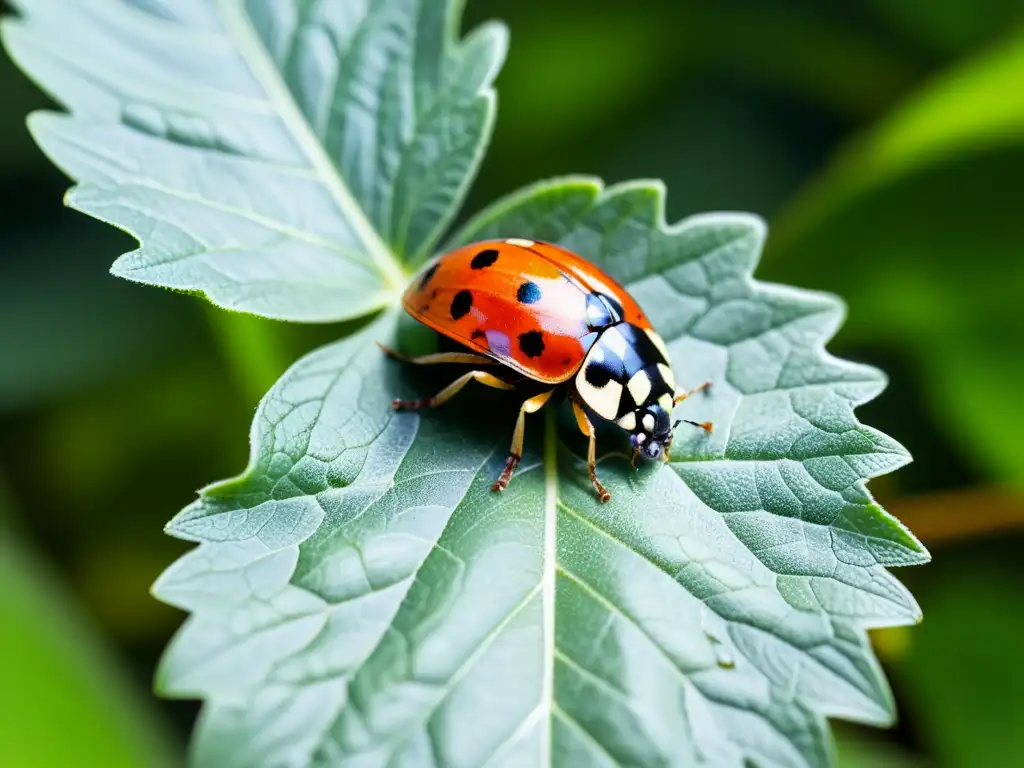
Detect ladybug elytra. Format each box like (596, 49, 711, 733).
(381, 238, 712, 502)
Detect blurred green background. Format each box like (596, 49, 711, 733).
(2, 1, 1023, 765)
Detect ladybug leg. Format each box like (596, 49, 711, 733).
(673, 379, 712, 405)
(377, 342, 496, 367)
(570, 397, 611, 503)
(493, 389, 555, 493)
(392, 370, 514, 410)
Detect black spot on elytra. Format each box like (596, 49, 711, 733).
(584, 360, 615, 388)
(418, 263, 439, 290)
(471, 329, 487, 341)
(518, 330, 545, 358)
(470, 249, 500, 269)
(450, 290, 473, 320)
(517, 281, 542, 304)
(431, 289, 439, 299)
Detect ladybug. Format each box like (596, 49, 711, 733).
(381, 238, 712, 502)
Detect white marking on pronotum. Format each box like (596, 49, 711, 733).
(601, 326, 629, 358)
(637, 433, 646, 443)
(618, 412, 636, 431)
(627, 370, 652, 407)
(577, 346, 623, 420)
(646, 328, 670, 362)
(642, 413, 655, 432)
(657, 363, 676, 391)
(577, 373, 622, 420)
(506, 237, 535, 247)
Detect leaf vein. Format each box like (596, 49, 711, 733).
(215, 0, 406, 287)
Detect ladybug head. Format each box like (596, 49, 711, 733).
(629, 404, 672, 462)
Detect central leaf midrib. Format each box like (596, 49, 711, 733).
(541, 408, 559, 764)
(215, 0, 408, 290)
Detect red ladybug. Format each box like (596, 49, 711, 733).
(381, 238, 711, 502)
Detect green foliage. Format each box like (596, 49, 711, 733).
(766, 30, 1024, 487)
(3, 0, 506, 320)
(3, 0, 930, 766)
(0, 491, 177, 768)
(0, 217, 199, 412)
(894, 550, 1024, 766)
(154, 179, 927, 766)
(864, 0, 1023, 55)
(833, 733, 925, 768)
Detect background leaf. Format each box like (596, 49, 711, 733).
(5, 0, 1023, 763)
(0, 483, 179, 768)
(834, 729, 926, 768)
(153, 178, 926, 767)
(889, 542, 1024, 767)
(0, 216, 206, 412)
(862, 0, 1023, 56)
(763, 30, 1024, 487)
(2, 0, 507, 320)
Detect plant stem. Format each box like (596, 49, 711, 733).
(204, 307, 291, 405)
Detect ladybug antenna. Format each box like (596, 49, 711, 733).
(676, 419, 714, 433)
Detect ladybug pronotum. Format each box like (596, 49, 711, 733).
(380, 238, 712, 502)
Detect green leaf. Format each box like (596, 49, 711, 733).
(763, 30, 1024, 486)
(893, 549, 1024, 767)
(0, 217, 204, 413)
(0, 488, 179, 768)
(917, 333, 1024, 491)
(1, 0, 507, 321)
(834, 731, 924, 768)
(864, 0, 1023, 56)
(5, 1, 927, 764)
(152, 178, 926, 767)
(768, 28, 1024, 253)
(0, 26, 51, 175)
